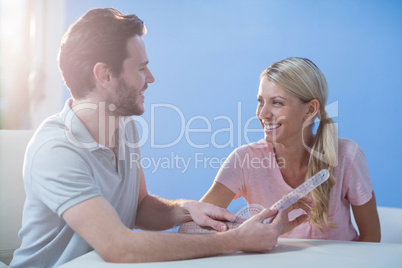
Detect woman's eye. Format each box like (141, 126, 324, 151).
(273, 100, 283, 105)
(258, 99, 264, 105)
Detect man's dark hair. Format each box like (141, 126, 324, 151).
(58, 8, 145, 99)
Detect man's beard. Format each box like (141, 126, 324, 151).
(108, 78, 144, 116)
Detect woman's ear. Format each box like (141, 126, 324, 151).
(304, 99, 320, 121)
(93, 62, 112, 88)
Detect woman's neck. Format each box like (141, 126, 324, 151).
(273, 133, 315, 188)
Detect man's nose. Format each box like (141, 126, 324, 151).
(146, 68, 155, 84)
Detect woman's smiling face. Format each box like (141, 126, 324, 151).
(256, 76, 310, 146)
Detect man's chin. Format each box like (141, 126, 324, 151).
(132, 105, 144, 116)
(112, 103, 144, 117)
(132, 109, 144, 116)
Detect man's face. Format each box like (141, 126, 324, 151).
(108, 35, 154, 116)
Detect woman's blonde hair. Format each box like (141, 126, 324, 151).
(261, 57, 337, 231)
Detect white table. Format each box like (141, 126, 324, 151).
(60, 238, 402, 268)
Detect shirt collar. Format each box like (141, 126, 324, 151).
(59, 98, 103, 152)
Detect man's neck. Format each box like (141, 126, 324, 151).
(71, 98, 120, 150)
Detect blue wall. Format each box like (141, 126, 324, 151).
(65, 0, 402, 210)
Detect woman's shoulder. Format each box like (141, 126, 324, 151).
(228, 139, 270, 157)
(238, 139, 270, 151)
(337, 138, 365, 161)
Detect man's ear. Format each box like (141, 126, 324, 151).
(93, 62, 113, 87)
(304, 99, 320, 121)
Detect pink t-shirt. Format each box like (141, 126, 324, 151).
(215, 138, 373, 241)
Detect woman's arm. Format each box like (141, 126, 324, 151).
(351, 192, 381, 242)
(200, 181, 236, 208)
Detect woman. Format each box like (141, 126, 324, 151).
(201, 57, 380, 242)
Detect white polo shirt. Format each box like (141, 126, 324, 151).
(10, 99, 142, 268)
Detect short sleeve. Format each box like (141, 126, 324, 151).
(215, 146, 249, 199)
(28, 142, 102, 216)
(343, 146, 373, 206)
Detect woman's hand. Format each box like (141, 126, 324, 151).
(270, 196, 315, 235)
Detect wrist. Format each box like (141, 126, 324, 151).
(220, 229, 241, 254)
(174, 199, 193, 223)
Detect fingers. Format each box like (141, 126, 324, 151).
(201, 203, 236, 222)
(201, 207, 233, 231)
(300, 196, 315, 208)
(219, 207, 236, 222)
(284, 214, 309, 234)
(284, 199, 313, 216)
(192, 203, 235, 231)
(250, 208, 277, 223)
(198, 216, 229, 231)
(206, 206, 235, 222)
(270, 196, 314, 235)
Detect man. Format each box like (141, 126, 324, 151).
(10, 8, 311, 267)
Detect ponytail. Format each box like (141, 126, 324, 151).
(305, 109, 337, 230)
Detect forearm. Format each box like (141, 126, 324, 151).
(352, 194, 381, 243)
(64, 196, 293, 263)
(113, 229, 236, 263)
(357, 219, 381, 242)
(200, 181, 235, 208)
(357, 233, 381, 242)
(135, 195, 192, 230)
(64, 196, 241, 263)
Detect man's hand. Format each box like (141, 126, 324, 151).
(180, 200, 235, 231)
(229, 197, 314, 253)
(231, 208, 280, 252)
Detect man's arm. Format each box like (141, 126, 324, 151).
(62, 195, 295, 263)
(62, 167, 312, 263)
(134, 169, 234, 231)
(62, 195, 236, 263)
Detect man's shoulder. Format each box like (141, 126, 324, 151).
(28, 114, 80, 156)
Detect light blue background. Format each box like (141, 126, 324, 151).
(64, 0, 402, 210)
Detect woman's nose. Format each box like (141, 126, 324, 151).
(258, 104, 272, 119)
